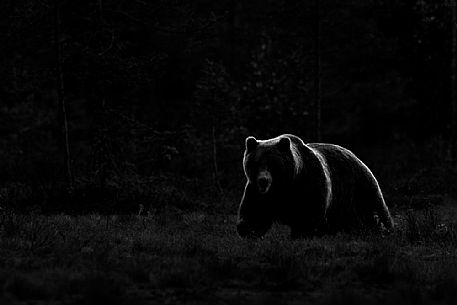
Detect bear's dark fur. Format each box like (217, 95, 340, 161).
(236, 134, 394, 238)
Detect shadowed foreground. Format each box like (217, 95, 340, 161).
(1, 205, 457, 304)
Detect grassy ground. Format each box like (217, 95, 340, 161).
(1, 202, 457, 305)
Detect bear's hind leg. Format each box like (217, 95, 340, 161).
(354, 182, 394, 232)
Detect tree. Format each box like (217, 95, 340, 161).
(313, 0, 322, 142)
(54, 0, 73, 189)
(451, 0, 457, 160)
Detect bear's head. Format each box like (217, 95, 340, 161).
(243, 136, 297, 194)
(237, 135, 300, 238)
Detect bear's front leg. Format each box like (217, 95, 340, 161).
(289, 222, 321, 239)
(237, 183, 273, 238)
(290, 228, 313, 239)
(288, 199, 327, 239)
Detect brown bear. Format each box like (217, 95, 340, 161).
(236, 134, 394, 238)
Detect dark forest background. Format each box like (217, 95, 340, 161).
(1, 0, 457, 214)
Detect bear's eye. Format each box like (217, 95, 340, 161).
(268, 159, 286, 174)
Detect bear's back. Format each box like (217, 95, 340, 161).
(306, 143, 365, 176)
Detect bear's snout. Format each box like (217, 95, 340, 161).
(257, 170, 272, 194)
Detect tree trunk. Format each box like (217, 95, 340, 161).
(313, 0, 322, 142)
(54, 0, 73, 189)
(227, 0, 237, 71)
(211, 125, 223, 196)
(451, 0, 457, 161)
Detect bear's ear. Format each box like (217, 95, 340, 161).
(278, 137, 291, 152)
(245, 136, 258, 152)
